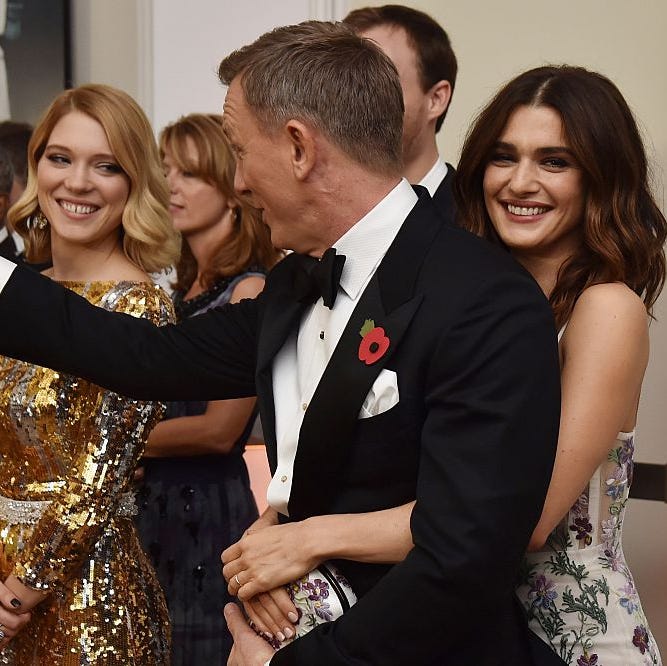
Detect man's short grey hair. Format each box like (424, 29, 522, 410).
(0, 147, 13, 196)
(218, 21, 404, 177)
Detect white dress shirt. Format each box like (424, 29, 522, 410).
(419, 156, 449, 197)
(267, 179, 418, 516)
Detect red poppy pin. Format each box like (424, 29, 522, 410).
(358, 319, 390, 365)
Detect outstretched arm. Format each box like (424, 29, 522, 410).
(0, 262, 259, 401)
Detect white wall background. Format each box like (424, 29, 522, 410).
(70, 0, 667, 651)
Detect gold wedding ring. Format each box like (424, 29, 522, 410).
(234, 573, 242, 587)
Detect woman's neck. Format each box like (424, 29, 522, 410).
(513, 252, 566, 299)
(183, 216, 234, 299)
(48, 234, 145, 282)
(185, 214, 233, 269)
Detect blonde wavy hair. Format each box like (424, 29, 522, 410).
(8, 83, 180, 272)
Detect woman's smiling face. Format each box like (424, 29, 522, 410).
(37, 110, 130, 251)
(483, 104, 586, 263)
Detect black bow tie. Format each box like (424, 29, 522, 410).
(292, 247, 346, 309)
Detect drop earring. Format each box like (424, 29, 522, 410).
(27, 210, 48, 230)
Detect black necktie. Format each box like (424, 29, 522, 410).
(292, 247, 346, 309)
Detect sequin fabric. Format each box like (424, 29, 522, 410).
(0, 281, 174, 665)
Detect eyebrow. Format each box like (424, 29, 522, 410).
(494, 140, 575, 156)
(44, 143, 118, 161)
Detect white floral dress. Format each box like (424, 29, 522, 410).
(516, 335, 661, 666)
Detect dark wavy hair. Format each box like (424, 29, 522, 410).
(159, 113, 282, 292)
(455, 65, 667, 327)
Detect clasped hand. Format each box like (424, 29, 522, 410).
(222, 518, 319, 640)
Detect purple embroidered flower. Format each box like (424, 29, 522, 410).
(620, 597, 638, 615)
(605, 466, 628, 500)
(576, 654, 599, 666)
(570, 517, 593, 545)
(600, 516, 619, 545)
(632, 625, 650, 654)
(313, 600, 333, 622)
(618, 437, 634, 465)
(528, 575, 558, 609)
(619, 581, 639, 615)
(303, 578, 330, 602)
(599, 545, 623, 572)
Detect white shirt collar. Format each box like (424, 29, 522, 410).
(419, 156, 449, 197)
(0, 226, 7, 244)
(333, 178, 417, 300)
(11, 230, 24, 253)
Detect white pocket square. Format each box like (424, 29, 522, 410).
(358, 369, 399, 419)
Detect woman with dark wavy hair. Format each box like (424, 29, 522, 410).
(455, 64, 665, 665)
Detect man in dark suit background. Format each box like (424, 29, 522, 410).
(0, 145, 18, 261)
(0, 120, 32, 207)
(0, 22, 564, 665)
(344, 5, 458, 224)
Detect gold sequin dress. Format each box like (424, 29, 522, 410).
(0, 281, 174, 665)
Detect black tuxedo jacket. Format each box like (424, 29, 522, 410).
(431, 161, 457, 227)
(0, 233, 19, 262)
(0, 191, 564, 665)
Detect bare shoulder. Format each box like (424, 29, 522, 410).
(229, 275, 266, 304)
(573, 282, 647, 326)
(564, 282, 648, 355)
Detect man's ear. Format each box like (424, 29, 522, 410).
(427, 80, 452, 123)
(285, 119, 316, 181)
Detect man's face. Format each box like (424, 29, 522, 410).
(360, 24, 433, 166)
(222, 79, 311, 252)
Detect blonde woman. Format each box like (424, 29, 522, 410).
(0, 84, 180, 663)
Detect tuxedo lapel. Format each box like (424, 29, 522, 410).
(288, 188, 443, 519)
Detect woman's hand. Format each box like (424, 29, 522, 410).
(0, 581, 32, 651)
(242, 587, 299, 643)
(222, 520, 319, 601)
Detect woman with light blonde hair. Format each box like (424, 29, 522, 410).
(0, 83, 179, 663)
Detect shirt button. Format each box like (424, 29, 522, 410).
(280, 475, 288, 483)
(301, 402, 308, 411)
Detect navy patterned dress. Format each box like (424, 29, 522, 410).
(136, 272, 263, 664)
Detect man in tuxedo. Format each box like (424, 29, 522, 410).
(344, 5, 458, 224)
(0, 22, 563, 665)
